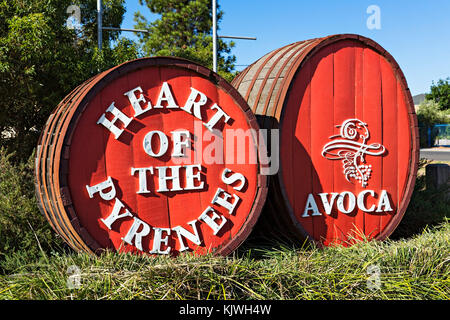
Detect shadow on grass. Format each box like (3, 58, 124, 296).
(235, 231, 315, 260)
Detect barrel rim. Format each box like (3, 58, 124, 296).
(35, 72, 107, 253)
(36, 56, 268, 256)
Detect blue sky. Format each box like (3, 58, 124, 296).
(120, 0, 450, 96)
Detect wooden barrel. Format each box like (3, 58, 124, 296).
(35, 57, 268, 256)
(232, 34, 419, 246)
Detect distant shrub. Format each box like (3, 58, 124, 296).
(426, 77, 450, 111)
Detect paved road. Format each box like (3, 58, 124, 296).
(420, 148, 450, 161)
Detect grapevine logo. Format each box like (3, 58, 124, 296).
(321, 118, 386, 187)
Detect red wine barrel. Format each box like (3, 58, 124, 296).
(232, 34, 419, 246)
(35, 57, 268, 256)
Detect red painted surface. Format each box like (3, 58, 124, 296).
(36, 58, 267, 256)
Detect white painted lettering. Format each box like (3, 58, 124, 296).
(149, 227, 171, 254)
(172, 220, 202, 252)
(97, 102, 132, 139)
(302, 193, 321, 217)
(358, 190, 376, 212)
(221, 168, 246, 191)
(124, 86, 151, 117)
(203, 103, 231, 132)
(376, 190, 393, 212)
(100, 197, 132, 230)
(122, 217, 151, 252)
(131, 167, 154, 194)
(156, 166, 182, 192)
(181, 87, 207, 120)
(336, 191, 356, 214)
(171, 130, 190, 157)
(318, 192, 338, 215)
(211, 187, 240, 215)
(184, 164, 204, 190)
(301, 190, 394, 218)
(143, 130, 169, 157)
(154, 82, 178, 109)
(198, 206, 227, 235)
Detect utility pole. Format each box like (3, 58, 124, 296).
(211, 0, 256, 73)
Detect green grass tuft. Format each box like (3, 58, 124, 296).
(0, 221, 448, 300)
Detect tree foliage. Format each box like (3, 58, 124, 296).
(0, 0, 139, 160)
(134, 0, 237, 82)
(0, 148, 64, 261)
(417, 99, 448, 127)
(426, 77, 450, 111)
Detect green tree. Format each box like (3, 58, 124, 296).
(0, 0, 139, 161)
(134, 0, 236, 82)
(426, 77, 450, 110)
